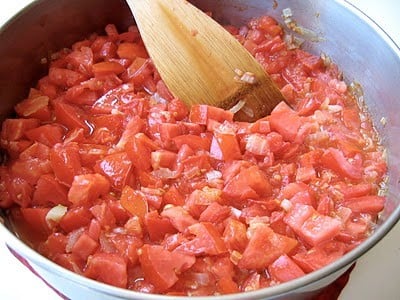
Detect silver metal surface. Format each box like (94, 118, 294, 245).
(0, 0, 399, 299)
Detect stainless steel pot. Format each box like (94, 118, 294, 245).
(0, 0, 399, 299)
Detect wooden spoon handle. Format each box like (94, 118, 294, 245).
(127, 0, 285, 121)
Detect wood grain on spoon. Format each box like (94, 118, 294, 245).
(127, 0, 286, 122)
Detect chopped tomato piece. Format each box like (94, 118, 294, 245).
(15, 95, 51, 121)
(32, 174, 70, 206)
(144, 210, 177, 241)
(50, 143, 82, 185)
(95, 152, 133, 190)
(269, 101, 304, 142)
(268, 254, 305, 283)
(321, 148, 363, 180)
(85, 253, 128, 288)
(343, 195, 385, 214)
(25, 124, 65, 147)
(189, 104, 234, 125)
(68, 173, 110, 205)
(284, 204, 342, 246)
(176, 222, 227, 256)
(160, 206, 197, 232)
(238, 224, 298, 270)
(120, 185, 148, 221)
(59, 206, 92, 233)
(139, 244, 195, 292)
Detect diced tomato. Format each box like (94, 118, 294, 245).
(60, 206, 92, 233)
(238, 224, 298, 270)
(120, 185, 148, 221)
(292, 241, 346, 273)
(343, 195, 385, 214)
(280, 182, 315, 207)
(223, 165, 272, 205)
(284, 204, 341, 246)
(15, 95, 51, 121)
(139, 244, 195, 292)
(92, 61, 125, 75)
(95, 152, 133, 190)
(173, 134, 211, 152)
(53, 99, 91, 133)
(10, 158, 52, 185)
(144, 210, 177, 242)
(85, 253, 128, 288)
(1, 118, 40, 142)
(117, 42, 148, 60)
(185, 187, 222, 218)
(125, 133, 159, 172)
(151, 150, 177, 170)
(321, 148, 363, 180)
(199, 202, 231, 223)
(268, 254, 305, 283)
(50, 143, 82, 185)
(189, 104, 233, 125)
(160, 206, 197, 232)
(176, 222, 227, 256)
(78, 143, 108, 167)
(269, 101, 304, 142)
(90, 203, 116, 229)
(25, 124, 65, 147)
(71, 233, 99, 260)
(222, 218, 248, 252)
(20, 207, 52, 237)
(163, 185, 185, 206)
(49, 67, 87, 87)
(210, 131, 241, 161)
(68, 173, 110, 205)
(217, 277, 240, 294)
(32, 174, 70, 206)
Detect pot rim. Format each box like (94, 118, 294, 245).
(0, 0, 400, 299)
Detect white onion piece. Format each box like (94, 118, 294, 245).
(46, 204, 68, 227)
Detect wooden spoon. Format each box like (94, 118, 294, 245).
(127, 0, 286, 122)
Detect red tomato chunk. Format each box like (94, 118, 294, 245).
(0, 13, 387, 296)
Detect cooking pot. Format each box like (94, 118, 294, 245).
(0, 0, 399, 299)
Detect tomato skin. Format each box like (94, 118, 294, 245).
(85, 253, 128, 288)
(139, 244, 195, 292)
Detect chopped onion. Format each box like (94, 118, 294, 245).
(151, 167, 179, 179)
(280, 199, 292, 211)
(46, 204, 68, 227)
(205, 170, 222, 181)
(229, 100, 246, 114)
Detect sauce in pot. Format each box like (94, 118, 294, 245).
(0, 14, 386, 296)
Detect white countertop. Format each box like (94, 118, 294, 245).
(0, 1, 399, 299)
